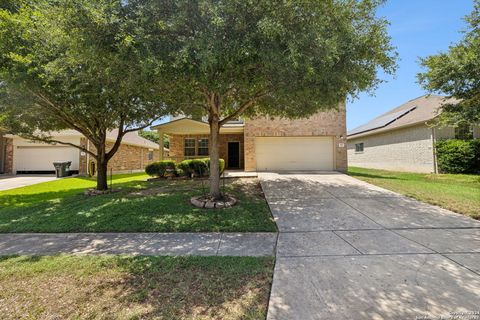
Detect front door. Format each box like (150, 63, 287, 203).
(227, 142, 240, 168)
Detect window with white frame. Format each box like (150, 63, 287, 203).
(184, 138, 196, 156)
(147, 151, 154, 161)
(198, 138, 209, 156)
(355, 143, 364, 152)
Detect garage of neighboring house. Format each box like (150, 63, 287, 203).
(254, 136, 334, 171)
(15, 145, 80, 174)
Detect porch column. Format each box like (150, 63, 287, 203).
(159, 130, 164, 161)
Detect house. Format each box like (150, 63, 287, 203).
(347, 95, 480, 173)
(0, 130, 165, 175)
(152, 105, 347, 172)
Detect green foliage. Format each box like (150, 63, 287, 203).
(139, 130, 159, 144)
(203, 158, 225, 175)
(418, 0, 480, 126)
(145, 160, 176, 177)
(0, 0, 170, 189)
(435, 139, 479, 173)
(178, 158, 225, 177)
(139, 0, 397, 119)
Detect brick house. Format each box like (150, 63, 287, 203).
(0, 130, 163, 175)
(347, 95, 480, 173)
(152, 104, 347, 172)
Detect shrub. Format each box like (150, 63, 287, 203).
(178, 159, 208, 177)
(435, 139, 478, 173)
(203, 158, 225, 174)
(178, 158, 225, 177)
(145, 160, 176, 177)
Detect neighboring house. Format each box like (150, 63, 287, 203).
(347, 95, 480, 173)
(152, 105, 347, 172)
(0, 130, 165, 175)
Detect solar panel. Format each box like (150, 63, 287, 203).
(348, 106, 417, 136)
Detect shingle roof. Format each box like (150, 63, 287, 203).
(42, 129, 161, 150)
(347, 95, 458, 138)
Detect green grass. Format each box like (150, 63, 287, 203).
(0, 255, 274, 320)
(348, 167, 480, 219)
(0, 173, 276, 232)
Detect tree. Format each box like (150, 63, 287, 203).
(138, 129, 169, 149)
(0, 0, 169, 190)
(418, 0, 480, 127)
(136, 0, 397, 198)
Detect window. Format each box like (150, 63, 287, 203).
(198, 138, 209, 156)
(355, 143, 364, 152)
(454, 123, 473, 140)
(184, 138, 196, 156)
(147, 151, 154, 161)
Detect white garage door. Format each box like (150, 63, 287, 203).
(255, 136, 334, 171)
(15, 146, 80, 172)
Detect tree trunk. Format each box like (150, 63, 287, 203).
(209, 115, 222, 199)
(96, 143, 109, 191)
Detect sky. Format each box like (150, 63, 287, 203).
(347, 0, 474, 131)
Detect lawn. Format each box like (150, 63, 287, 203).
(348, 167, 480, 219)
(0, 173, 276, 232)
(0, 255, 274, 320)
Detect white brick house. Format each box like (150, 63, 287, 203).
(347, 95, 480, 173)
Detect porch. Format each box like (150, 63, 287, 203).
(152, 118, 245, 170)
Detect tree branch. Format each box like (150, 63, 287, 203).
(219, 91, 269, 126)
(18, 134, 98, 158)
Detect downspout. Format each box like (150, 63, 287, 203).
(431, 127, 438, 174)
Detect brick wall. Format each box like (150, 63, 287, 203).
(347, 124, 436, 173)
(167, 134, 245, 169)
(80, 139, 159, 175)
(243, 106, 347, 172)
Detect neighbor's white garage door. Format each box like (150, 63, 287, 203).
(255, 136, 334, 171)
(14, 146, 80, 172)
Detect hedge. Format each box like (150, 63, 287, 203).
(145, 160, 177, 177)
(435, 139, 480, 174)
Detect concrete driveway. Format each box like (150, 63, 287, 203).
(0, 175, 57, 191)
(260, 172, 480, 320)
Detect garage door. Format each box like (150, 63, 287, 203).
(15, 146, 80, 173)
(255, 136, 334, 171)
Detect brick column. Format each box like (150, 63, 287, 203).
(4, 138, 14, 174)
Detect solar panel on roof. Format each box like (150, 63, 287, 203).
(348, 106, 417, 136)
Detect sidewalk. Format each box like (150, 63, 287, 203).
(0, 232, 277, 256)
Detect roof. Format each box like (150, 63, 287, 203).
(7, 129, 162, 150)
(151, 117, 245, 135)
(347, 95, 458, 139)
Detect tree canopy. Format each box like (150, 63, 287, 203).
(0, 0, 169, 189)
(135, 0, 397, 197)
(418, 0, 480, 126)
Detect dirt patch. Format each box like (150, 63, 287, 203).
(227, 178, 265, 199)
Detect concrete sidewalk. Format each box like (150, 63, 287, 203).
(0, 232, 277, 256)
(0, 175, 57, 191)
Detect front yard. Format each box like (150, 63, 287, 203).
(348, 167, 480, 219)
(0, 255, 274, 320)
(0, 173, 276, 232)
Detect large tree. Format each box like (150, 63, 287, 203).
(0, 0, 169, 190)
(418, 0, 480, 126)
(136, 0, 397, 198)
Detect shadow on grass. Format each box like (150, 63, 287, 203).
(0, 178, 276, 233)
(0, 255, 274, 319)
(347, 171, 402, 180)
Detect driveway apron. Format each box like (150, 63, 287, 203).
(260, 172, 480, 320)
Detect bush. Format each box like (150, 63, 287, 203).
(178, 159, 209, 177)
(435, 139, 479, 173)
(203, 158, 225, 174)
(145, 160, 177, 177)
(178, 158, 225, 177)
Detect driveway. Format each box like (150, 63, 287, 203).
(0, 175, 57, 191)
(260, 172, 480, 320)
